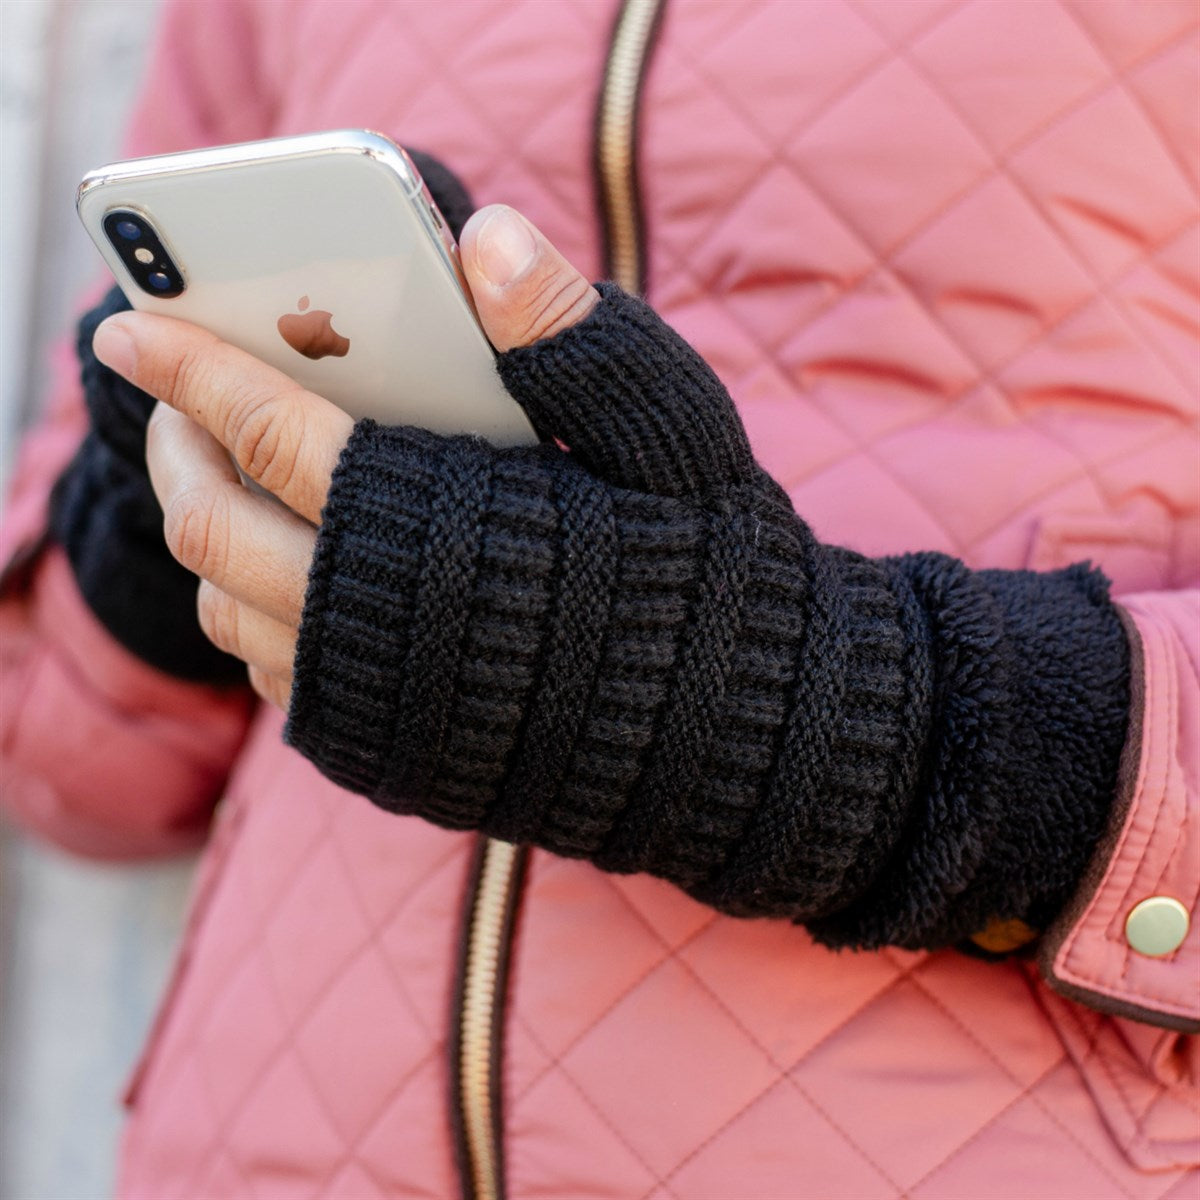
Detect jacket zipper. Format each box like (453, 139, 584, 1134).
(595, 0, 666, 295)
(451, 4, 665, 1197)
(452, 837, 527, 1200)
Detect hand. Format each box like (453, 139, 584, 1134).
(92, 206, 598, 707)
(96, 192, 1127, 951)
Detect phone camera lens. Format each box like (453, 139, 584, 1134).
(104, 212, 183, 298)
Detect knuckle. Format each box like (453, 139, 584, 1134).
(163, 485, 231, 581)
(196, 583, 238, 656)
(515, 272, 594, 346)
(162, 343, 212, 414)
(227, 388, 304, 494)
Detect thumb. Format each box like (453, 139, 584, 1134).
(461, 205, 599, 351)
(463, 205, 757, 501)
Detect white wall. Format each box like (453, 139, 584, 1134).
(2, 0, 161, 481)
(0, 5, 195, 1199)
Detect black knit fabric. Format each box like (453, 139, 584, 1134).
(48, 150, 474, 684)
(286, 284, 1132, 950)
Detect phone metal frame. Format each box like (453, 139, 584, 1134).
(78, 128, 470, 302)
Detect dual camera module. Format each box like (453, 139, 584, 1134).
(102, 211, 185, 297)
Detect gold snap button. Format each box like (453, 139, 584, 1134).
(1125, 896, 1189, 957)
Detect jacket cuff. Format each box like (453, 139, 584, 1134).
(1039, 599, 1199, 1032)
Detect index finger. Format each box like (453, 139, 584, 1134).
(93, 311, 353, 524)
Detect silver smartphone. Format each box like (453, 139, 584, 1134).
(76, 129, 536, 446)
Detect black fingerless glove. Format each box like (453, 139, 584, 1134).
(284, 284, 1132, 950)
(48, 148, 475, 683)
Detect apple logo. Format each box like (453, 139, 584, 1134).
(277, 295, 350, 359)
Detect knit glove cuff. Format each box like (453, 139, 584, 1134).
(285, 420, 915, 907)
(285, 286, 1131, 950)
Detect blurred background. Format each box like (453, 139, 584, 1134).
(0, 4, 193, 1198)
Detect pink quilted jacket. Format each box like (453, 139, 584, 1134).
(2, 2, 1197, 1196)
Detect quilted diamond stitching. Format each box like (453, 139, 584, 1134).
(667, 1076, 901, 1200)
(1115, 230, 1200, 394)
(855, 0, 959, 43)
(506, 861, 925, 1193)
(520, 2, 1193, 1183)
(589, 875, 910, 1191)
(690, 0, 891, 153)
(114, 3, 1198, 1194)
(321, 811, 463, 1044)
(194, 815, 357, 1183)
(646, 211, 980, 559)
(905, 970, 1142, 1198)
(905, 0, 1113, 157)
(920, 423, 1187, 568)
(678, 906, 908, 1072)
(352, 1054, 457, 1196)
(129, 1049, 234, 1193)
(911, 1081, 1180, 1200)
(654, 49, 1010, 556)
(289, 831, 468, 1157)
(287, 950, 432, 1148)
(315, 1047, 442, 1198)
(656, 1005, 907, 1196)
(907, 1056, 1065, 1197)
(225, 1056, 349, 1192)
(515, 1013, 678, 1198)
(184, 845, 345, 1188)
(317, 1159, 391, 1200)
(1129, 34, 1200, 196)
(397, 7, 598, 232)
(794, 979, 1031, 1187)
(302, 2, 393, 112)
(511, 905, 723, 1106)
(875, 8, 1199, 393)
(660, 9, 1196, 573)
(157, 785, 470, 1193)
(1062, 0, 1200, 202)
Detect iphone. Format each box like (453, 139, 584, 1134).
(76, 129, 536, 446)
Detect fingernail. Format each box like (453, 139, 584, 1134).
(475, 207, 538, 286)
(93, 316, 137, 378)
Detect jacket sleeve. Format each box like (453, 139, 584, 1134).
(1039, 589, 1199, 1033)
(0, 0, 271, 858)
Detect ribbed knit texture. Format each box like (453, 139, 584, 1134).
(286, 285, 1132, 949)
(48, 150, 475, 684)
